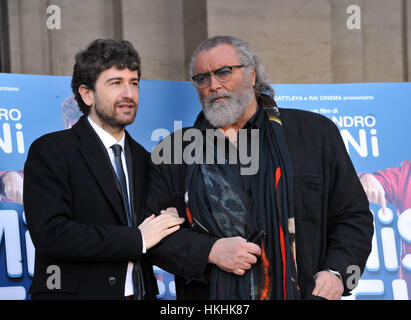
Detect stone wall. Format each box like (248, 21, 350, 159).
(3, 0, 410, 83)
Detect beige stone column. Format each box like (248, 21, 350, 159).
(122, 0, 185, 81)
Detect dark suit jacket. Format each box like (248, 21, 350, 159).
(24, 116, 157, 300)
(145, 108, 374, 300)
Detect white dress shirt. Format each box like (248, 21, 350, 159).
(88, 117, 146, 297)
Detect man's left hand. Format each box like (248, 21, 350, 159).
(312, 270, 344, 300)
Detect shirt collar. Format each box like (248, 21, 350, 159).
(243, 104, 265, 129)
(87, 116, 125, 150)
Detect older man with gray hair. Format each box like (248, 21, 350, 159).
(146, 35, 373, 300)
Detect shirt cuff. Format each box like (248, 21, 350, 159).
(315, 269, 342, 281)
(141, 232, 146, 254)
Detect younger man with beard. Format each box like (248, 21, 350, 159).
(24, 39, 184, 300)
(146, 36, 373, 300)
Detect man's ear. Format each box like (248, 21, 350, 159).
(78, 85, 94, 107)
(250, 68, 256, 87)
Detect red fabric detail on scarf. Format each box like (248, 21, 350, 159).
(185, 207, 193, 225)
(275, 166, 286, 298)
(259, 241, 271, 300)
(275, 167, 281, 191)
(279, 224, 287, 300)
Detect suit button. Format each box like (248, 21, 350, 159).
(108, 277, 116, 285)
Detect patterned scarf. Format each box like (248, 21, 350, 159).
(185, 95, 300, 300)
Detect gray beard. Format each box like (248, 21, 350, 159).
(201, 84, 255, 128)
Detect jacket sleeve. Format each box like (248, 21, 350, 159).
(24, 135, 143, 262)
(145, 141, 218, 282)
(321, 123, 374, 295)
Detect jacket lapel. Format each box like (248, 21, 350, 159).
(72, 116, 128, 226)
(126, 132, 146, 224)
(124, 137, 136, 226)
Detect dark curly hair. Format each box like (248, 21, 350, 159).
(71, 39, 141, 115)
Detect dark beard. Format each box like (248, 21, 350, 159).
(94, 96, 137, 129)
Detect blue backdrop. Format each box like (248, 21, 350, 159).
(0, 73, 410, 300)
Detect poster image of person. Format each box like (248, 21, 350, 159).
(360, 160, 411, 299)
(0, 95, 82, 205)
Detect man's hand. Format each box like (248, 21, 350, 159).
(1, 171, 23, 204)
(138, 208, 184, 250)
(208, 237, 261, 276)
(160, 207, 179, 217)
(360, 173, 387, 213)
(312, 270, 344, 300)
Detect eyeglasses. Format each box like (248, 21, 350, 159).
(191, 65, 244, 88)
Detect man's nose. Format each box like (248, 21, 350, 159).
(208, 74, 223, 92)
(122, 84, 135, 98)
